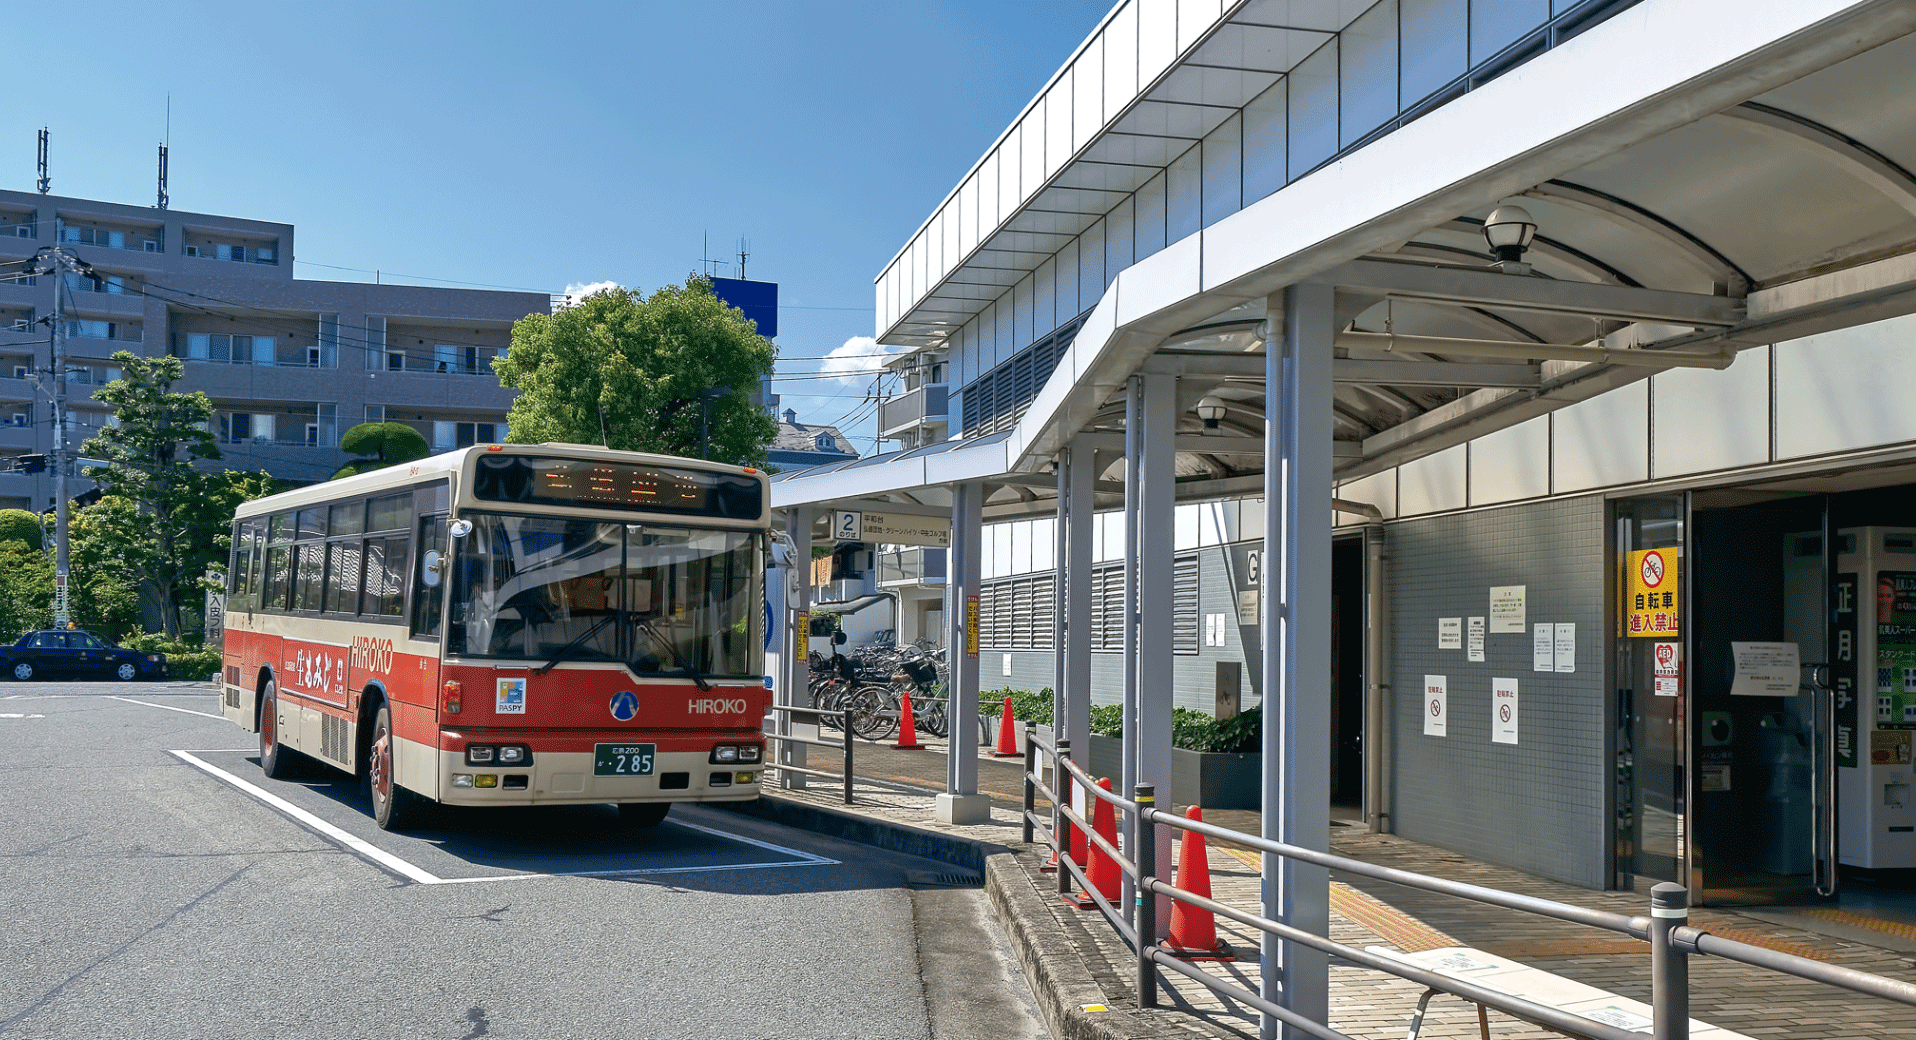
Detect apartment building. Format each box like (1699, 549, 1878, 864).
(0, 188, 549, 508)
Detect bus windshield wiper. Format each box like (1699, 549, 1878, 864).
(533, 614, 617, 676)
(633, 620, 711, 691)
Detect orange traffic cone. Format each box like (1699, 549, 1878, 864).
(990, 695, 1020, 756)
(1069, 777, 1121, 910)
(892, 690, 922, 750)
(1161, 806, 1234, 959)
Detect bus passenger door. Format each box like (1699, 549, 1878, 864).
(412, 514, 449, 645)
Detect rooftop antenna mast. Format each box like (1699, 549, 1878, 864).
(698, 231, 730, 278)
(737, 237, 751, 280)
(36, 128, 49, 194)
(156, 96, 169, 210)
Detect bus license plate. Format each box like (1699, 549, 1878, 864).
(594, 743, 656, 777)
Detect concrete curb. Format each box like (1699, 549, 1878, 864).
(729, 794, 1164, 1040)
(719, 794, 1000, 873)
(987, 849, 1162, 1040)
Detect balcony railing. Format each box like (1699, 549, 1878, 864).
(184, 244, 277, 265)
(878, 383, 948, 436)
(58, 227, 163, 253)
(877, 547, 947, 586)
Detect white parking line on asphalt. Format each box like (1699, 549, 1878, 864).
(0, 713, 45, 718)
(168, 750, 838, 885)
(113, 696, 225, 720)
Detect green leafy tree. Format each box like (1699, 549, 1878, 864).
(66, 501, 141, 639)
(0, 508, 43, 551)
(493, 278, 778, 464)
(332, 421, 431, 479)
(80, 352, 276, 639)
(0, 538, 52, 640)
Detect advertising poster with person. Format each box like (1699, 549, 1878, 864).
(1877, 572, 1916, 726)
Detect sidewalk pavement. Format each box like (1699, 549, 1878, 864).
(727, 733, 1916, 1040)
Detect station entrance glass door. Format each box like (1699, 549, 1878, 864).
(1614, 495, 1690, 891)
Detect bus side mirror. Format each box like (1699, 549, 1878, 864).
(449, 519, 473, 538)
(422, 549, 445, 587)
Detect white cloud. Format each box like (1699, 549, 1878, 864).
(817, 336, 904, 387)
(559, 280, 623, 308)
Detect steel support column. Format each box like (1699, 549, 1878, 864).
(1137, 371, 1177, 935)
(1121, 378, 1142, 913)
(1261, 285, 1332, 1039)
(938, 481, 989, 824)
(1063, 437, 1095, 826)
(782, 507, 812, 788)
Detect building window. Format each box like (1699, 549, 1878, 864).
(186, 333, 276, 364)
(221, 413, 276, 445)
(816, 433, 837, 452)
(433, 421, 498, 451)
(59, 226, 124, 249)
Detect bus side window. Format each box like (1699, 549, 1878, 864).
(411, 515, 448, 641)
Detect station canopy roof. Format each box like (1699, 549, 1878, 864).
(775, 2, 1916, 525)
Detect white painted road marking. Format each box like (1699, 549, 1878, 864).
(0, 713, 45, 718)
(113, 696, 225, 720)
(169, 750, 837, 884)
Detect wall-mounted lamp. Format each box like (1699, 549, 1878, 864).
(1482, 203, 1537, 273)
(1195, 394, 1227, 431)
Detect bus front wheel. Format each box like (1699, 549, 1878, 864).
(618, 803, 671, 828)
(368, 703, 422, 831)
(259, 680, 300, 780)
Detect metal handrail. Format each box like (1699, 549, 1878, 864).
(763, 704, 854, 805)
(1019, 727, 1916, 1040)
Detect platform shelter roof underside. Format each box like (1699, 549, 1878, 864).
(775, 0, 1916, 526)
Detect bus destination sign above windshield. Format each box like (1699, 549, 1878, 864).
(473, 455, 763, 519)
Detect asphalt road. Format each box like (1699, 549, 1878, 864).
(0, 682, 1046, 1040)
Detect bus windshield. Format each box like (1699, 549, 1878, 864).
(448, 513, 761, 679)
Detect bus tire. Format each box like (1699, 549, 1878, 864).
(618, 802, 671, 828)
(368, 702, 422, 831)
(259, 679, 300, 779)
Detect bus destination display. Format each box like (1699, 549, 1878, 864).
(472, 454, 763, 518)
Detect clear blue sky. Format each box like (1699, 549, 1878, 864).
(9, 0, 1112, 455)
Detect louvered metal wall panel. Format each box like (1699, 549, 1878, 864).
(1387, 495, 1610, 889)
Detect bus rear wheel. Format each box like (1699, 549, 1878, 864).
(618, 803, 671, 828)
(368, 703, 422, 831)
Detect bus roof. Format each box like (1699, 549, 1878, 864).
(233, 443, 769, 521)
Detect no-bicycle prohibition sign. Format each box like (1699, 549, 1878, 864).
(1624, 547, 1680, 638)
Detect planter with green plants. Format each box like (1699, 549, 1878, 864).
(978, 687, 1263, 810)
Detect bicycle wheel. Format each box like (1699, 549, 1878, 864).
(852, 685, 895, 741)
(814, 682, 846, 730)
(920, 692, 949, 739)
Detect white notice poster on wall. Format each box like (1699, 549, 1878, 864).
(1554, 623, 1576, 674)
(1467, 617, 1486, 662)
(1533, 623, 1555, 672)
(1492, 678, 1519, 744)
(1490, 585, 1527, 633)
(1423, 675, 1448, 737)
(1438, 617, 1462, 650)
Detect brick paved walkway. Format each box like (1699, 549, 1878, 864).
(750, 736, 1916, 1040)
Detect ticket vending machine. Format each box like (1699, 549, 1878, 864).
(1832, 527, 1916, 869)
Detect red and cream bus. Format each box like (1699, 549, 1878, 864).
(219, 443, 771, 831)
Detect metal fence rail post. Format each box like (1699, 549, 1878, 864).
(843, 708, 855, 805)
(1136, 783, 1158, 1009)
(1651, 882, 1689, 1040)
(1057, 740, 1074, 898)
(1024, 722, 1038, 843)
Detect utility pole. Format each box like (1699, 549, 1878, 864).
(24, 244, 93, 628)
(50, 249, 68, 627)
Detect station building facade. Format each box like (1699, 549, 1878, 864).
(770, 0, 1916, 926)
